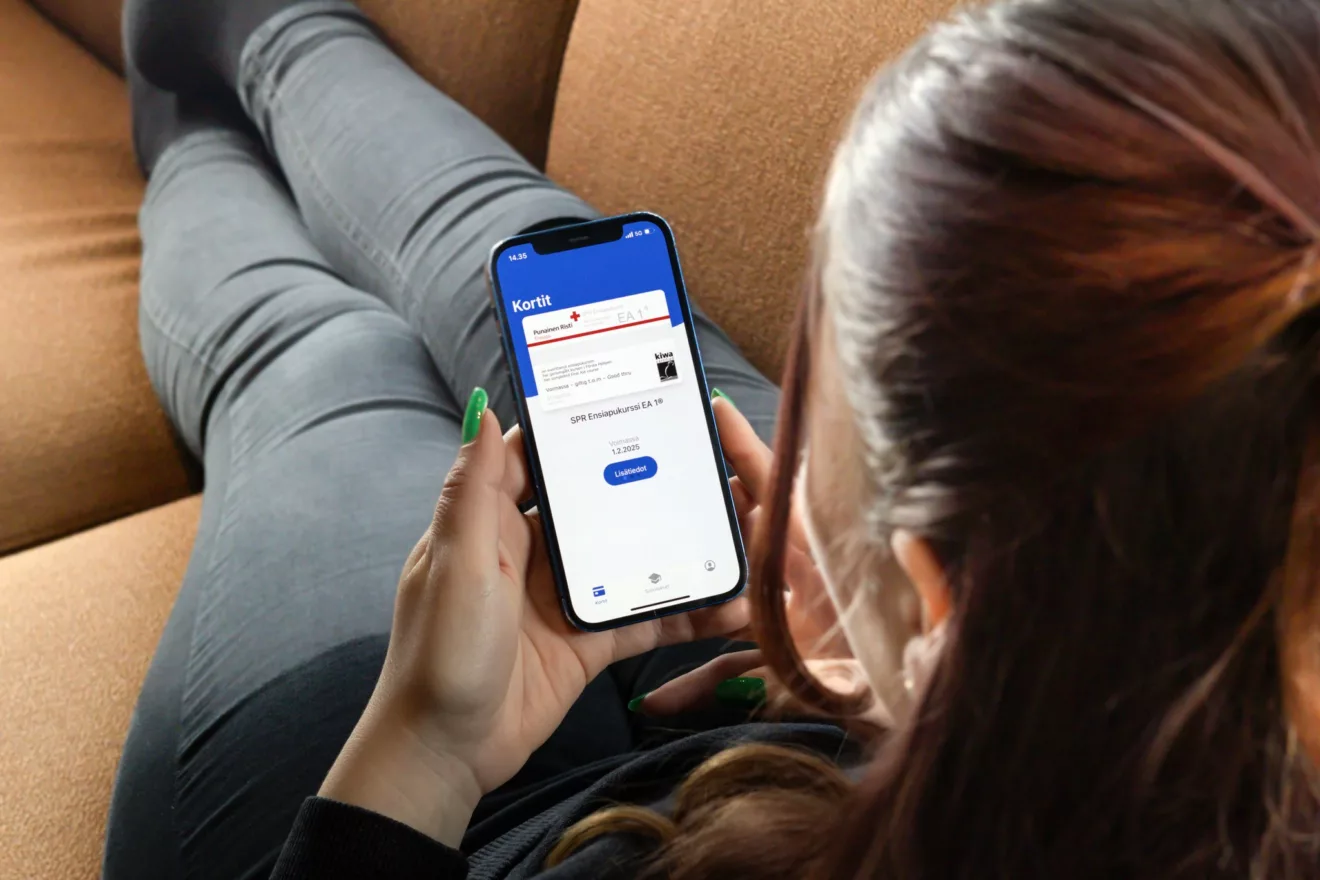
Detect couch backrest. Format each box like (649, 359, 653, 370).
(26, 0, 957, 378)
(26, 0, 579, 167)
(355, 0, 578, 168)
(0, 0, 191, 554)
(25, 0, 122, 69)
(548, 0, 956, 378)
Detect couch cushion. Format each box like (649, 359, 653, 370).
(28, 0, 581, 169)
(24, 0, 123, 71)
(0, 496, 201, 880)
(548, 0, 957, 379)
(0, 0, 190, 554)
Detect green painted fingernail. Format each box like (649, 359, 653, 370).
(627, 693, 650, 714)
(715, 677, 766, 707)
(462, 387, 489, 445)
(711, 388, 736, 409)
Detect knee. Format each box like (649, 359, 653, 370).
(206, 298, 454, 447)
(145, 276, 444, 455)
(251, 301, 440, 395)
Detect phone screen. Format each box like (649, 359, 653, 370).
(490, 215, 745, 630)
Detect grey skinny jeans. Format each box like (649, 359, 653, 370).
(102, 4, 778, 879)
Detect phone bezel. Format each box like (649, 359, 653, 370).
(486, 211, 749, 632)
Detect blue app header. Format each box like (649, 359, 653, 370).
(495, 220, 685, 398)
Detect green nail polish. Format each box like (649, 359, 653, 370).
(627, 693, 650, 714)
(715, 677, 766, 707)
(711, 387, 736, 409)
(462, 387, 489, 445)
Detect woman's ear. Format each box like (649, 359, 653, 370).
(891, 531, 951, 632)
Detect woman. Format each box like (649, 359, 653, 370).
(108, 0, 1320, 877)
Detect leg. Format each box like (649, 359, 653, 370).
(127, 0, 779, 435)
(228, 6, 783, 719)
(232, 3, 783, 441)
(102, 122, 631, 877)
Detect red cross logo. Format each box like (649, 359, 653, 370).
(570, 311, 581, 322)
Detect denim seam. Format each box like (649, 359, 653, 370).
(140, 283, 222, 389)
(139, 177, 237, 878)
(173, 418, 239, 880)
(140, 140, 252, 872)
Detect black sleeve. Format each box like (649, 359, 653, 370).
(270, 797, 469, 880)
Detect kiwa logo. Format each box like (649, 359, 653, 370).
(511, 295, 553, 313)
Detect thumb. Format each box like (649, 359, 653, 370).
(430, 388, 505, 556)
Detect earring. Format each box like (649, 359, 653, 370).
(900, 622, 947, 697)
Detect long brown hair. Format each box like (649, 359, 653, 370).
(554, 0, 1320, 875)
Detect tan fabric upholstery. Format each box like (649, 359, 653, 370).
(0, 1, 957, 877)
(29, 0, 581, 168)
(0, 496, 201, 880)
(25, 0, 124, 71)
(548, 0, 957, 379)
(0, 0, 189, 554)
(355, 0, 579, 167)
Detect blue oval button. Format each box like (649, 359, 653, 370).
(604, 456, 658, 486)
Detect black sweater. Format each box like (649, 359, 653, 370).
(270, 722, 854, 879)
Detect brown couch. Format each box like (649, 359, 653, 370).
(0, 0, 954, 875)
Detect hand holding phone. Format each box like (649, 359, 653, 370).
(320, 405, 751, 845)
(488, 213, 749, 630)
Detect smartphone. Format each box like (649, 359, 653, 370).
(487, 212, 747, 631)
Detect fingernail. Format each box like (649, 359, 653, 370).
(715, 677, 766, 707)
(711, 388, 736, 409)
(462, 387, 489, 445)
(627, 693, 650, 714)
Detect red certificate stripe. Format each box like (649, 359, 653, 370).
(527, 315, 670, 347)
